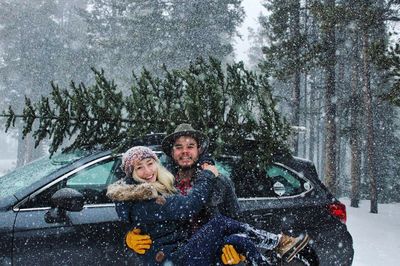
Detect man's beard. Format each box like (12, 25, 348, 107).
(176, 157, 198, 171)
(178, 163, 197, 171)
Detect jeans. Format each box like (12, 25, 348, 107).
(171, 215, 279, 266)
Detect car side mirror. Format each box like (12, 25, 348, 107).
(51, 188, 84, 211)
(45, 188, 84, 223)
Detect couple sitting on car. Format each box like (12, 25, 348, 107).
(107, 124, 310, 265)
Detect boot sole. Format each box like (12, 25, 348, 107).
(284, 234, 310, 263)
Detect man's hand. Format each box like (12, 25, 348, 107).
(221, 244, 246, 265)
(125, 228, 152, 254)
(197, 152, 215, 166)
(201, 163, 219, 177)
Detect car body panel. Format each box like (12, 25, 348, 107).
(0, 211, 15, 265)
(13, 205, 131, 265)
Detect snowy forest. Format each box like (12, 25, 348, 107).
(1, 0, 400, 214)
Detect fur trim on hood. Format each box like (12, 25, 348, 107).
(106, 179, 159, 201)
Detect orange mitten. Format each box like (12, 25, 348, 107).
(221, 244, 246, 265)
(125, 228, 152, 254)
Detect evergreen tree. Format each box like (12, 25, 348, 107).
(254, 0, 400, 206)
(385, 43, 400, 106)
(80, 0, 170, 81)
(80, 0, 244, 80)
(311, 0, 339, 196)
(379, 30, 400, 204)
(0, 0, 92, 166)
(2, 58, 291, 166)
(342, 0, 400, 212)
(260, 0, 305, 155)
(167, 0, 244, 66)
(259, 0, 343, 194)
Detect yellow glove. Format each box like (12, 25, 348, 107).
(125, 228, 152, 254)
(221, 244, 246, 265)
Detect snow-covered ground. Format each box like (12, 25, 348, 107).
(342, 198, 400, 266)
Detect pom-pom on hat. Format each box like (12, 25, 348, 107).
(121, 146, 158, 177)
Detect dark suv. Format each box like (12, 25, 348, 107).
(0, 143, 353, 265)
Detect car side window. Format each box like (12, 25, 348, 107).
(215, 161, 232, 177)
(65, 159, 117, 204)
(230, 161, 312, 198)
(21, 157, 121, 209)
(266, 165, 307, 197)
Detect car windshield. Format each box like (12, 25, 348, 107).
(0, 151, 89, 200)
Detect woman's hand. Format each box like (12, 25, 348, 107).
(221, 244, 246, 265)
(125, 228, 152, 254)
(201, 163, 219, 177)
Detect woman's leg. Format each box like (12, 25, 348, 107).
(231, 219, 310, 263)
(206, 215, 281, 250)
(172, 215, 243, 265)
(239, 223, 281, 251)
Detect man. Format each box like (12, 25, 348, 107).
(125, 124, 308, 265)
(161, 123, 239, 220)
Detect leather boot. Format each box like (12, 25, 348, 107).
(276, 233, 310, 262)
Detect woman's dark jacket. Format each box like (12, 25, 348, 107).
(107, 169, 216, 265)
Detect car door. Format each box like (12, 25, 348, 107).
(12, 155, 134, 265)
(227, 160, 315, 234)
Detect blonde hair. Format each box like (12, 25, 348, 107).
(132, 159, 177, 196)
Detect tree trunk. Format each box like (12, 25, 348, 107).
(323, 0, 337, 195)
(336, 50, 346, 196)
(292, 74, 301, 155)
(350, 128, 361, 207)
(335, 135, 342, 196)
(291, 1, 301, 156)
(317, 85, 325, 178)
(362, 31, 378, 213)
(308, 74, 316, 163)
(16, 133, 26, 168)
(319, 90, 326, 179)
(303, 0, 310, 160)
(350, 36, 361, 208)
(16, 120, 46, 167)
(303, 72, 308, 159)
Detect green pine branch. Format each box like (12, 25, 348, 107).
(2, 58, 291, 163)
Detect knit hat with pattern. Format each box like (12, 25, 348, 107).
(121, 146, 158, 177)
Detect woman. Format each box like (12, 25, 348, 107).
(107, 146, 309, 265)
